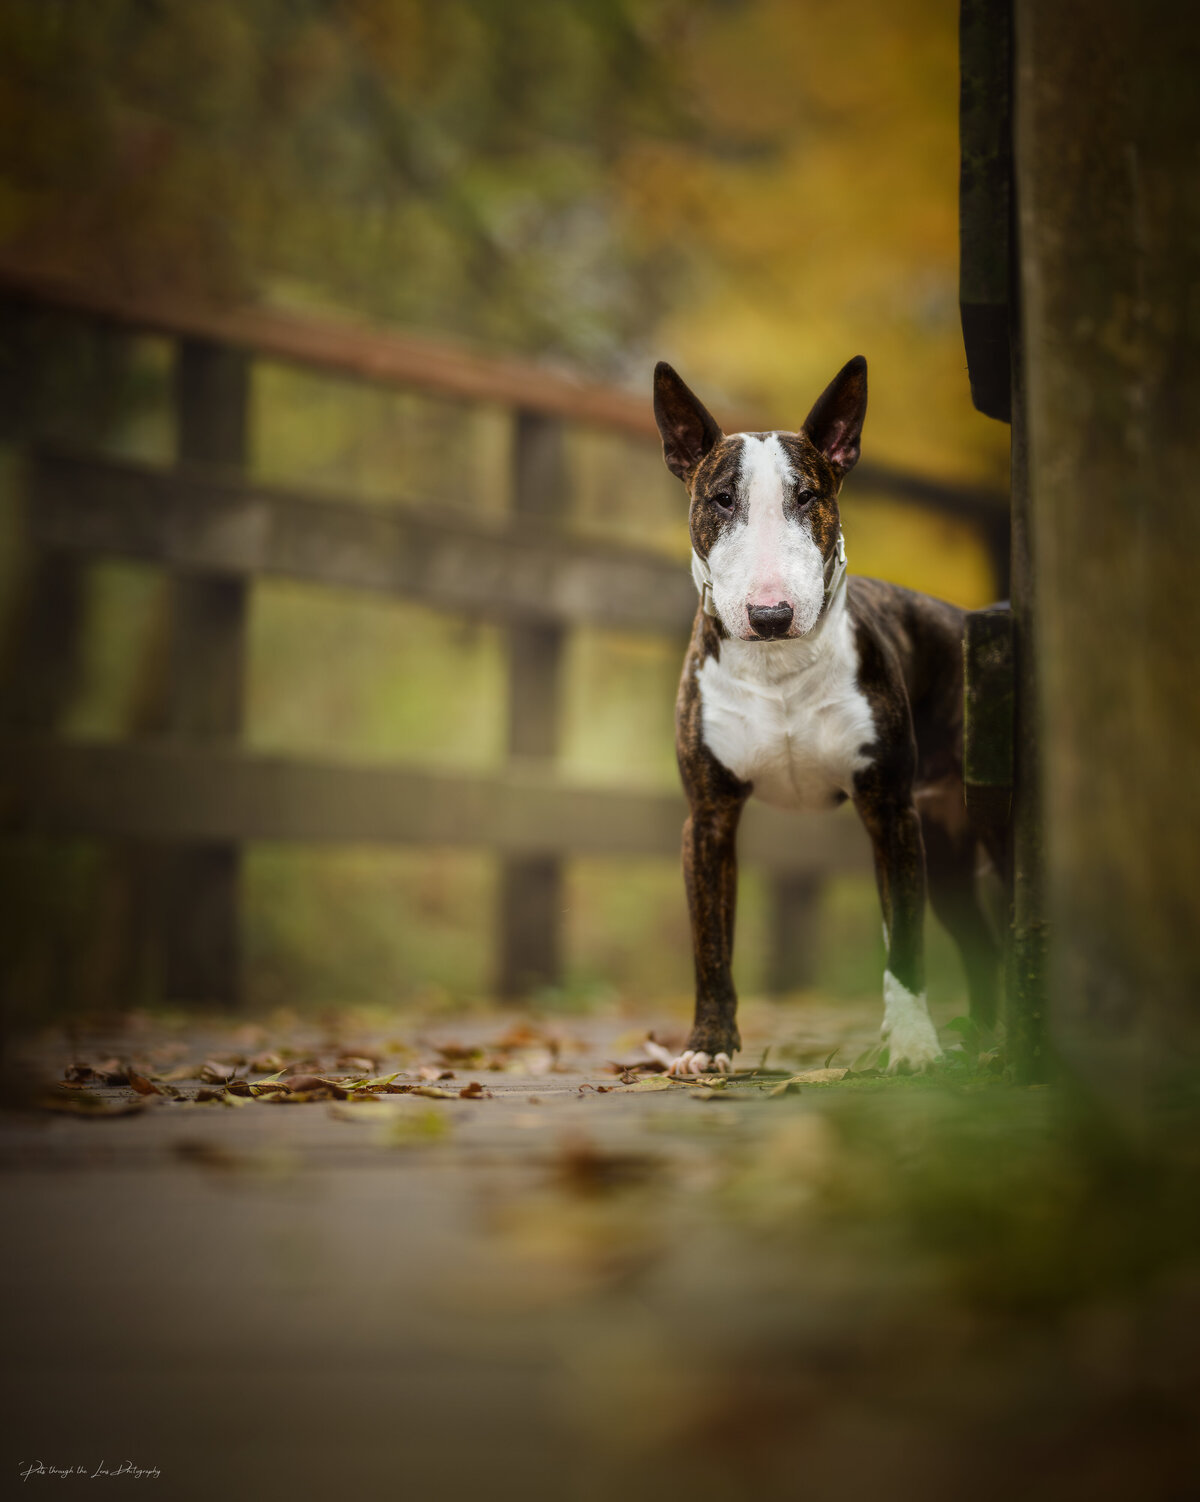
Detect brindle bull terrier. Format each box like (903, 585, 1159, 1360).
(650, 357, 1002, 1075)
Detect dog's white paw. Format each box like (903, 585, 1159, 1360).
(682, 1050, 732, 1076)
(668, 1050, 732, 1077)
(881, 972, 943, 1074)
(643, 1039, 732, 1076)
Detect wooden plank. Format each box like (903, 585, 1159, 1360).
(0, 738, 872, 875)
(1006, 322, 1045, 1083)
(499, 413, 568, 998)
(0, 259, 678, 440)
(29, 449, 699, 633)
(962, 606, 1014, 828)
(0, 260, 1008, 519)
(162, 340, 249, 1006)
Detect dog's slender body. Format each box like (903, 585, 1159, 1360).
(653, 358, 1001, 1075)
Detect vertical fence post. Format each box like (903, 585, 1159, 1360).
(497, 411, 566, 1000)
(161, 339, 249, 1007)
(765, 872, 822, 995)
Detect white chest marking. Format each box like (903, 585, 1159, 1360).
(695, 597, 877, 811)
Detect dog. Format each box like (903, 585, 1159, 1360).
(650, 356, 1001, 1075)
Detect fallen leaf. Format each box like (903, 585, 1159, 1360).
(127, 1071, 163, 1096)
(419, 1065, 455, 1082)
(789, 1067, 850, 1084)
(410, 1085, 456, 1099)
(283, 1073, 348, 1098)
(769, 1080, 803, 1098)
(93, 1058, 129, 1085)
(249, 1052, 284, 1073)
(189, 1087, 247, 1111)
(458, 1081, 491, 1099)
(200, 1060, 237, 1084)
(610, 1076, 673, 1094)
(346, 1072, 404, 1093)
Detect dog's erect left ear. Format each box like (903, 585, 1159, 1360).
(803, 356, 868, 478)
(653, 362, 723, 483)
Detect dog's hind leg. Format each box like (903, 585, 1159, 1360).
(920, 791, 1001, 1031)
(853, 770, 943, 1073)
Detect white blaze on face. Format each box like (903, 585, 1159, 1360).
(704, 434, 827, 639)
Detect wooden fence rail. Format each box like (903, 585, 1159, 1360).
(0, 265, 1006, 1007)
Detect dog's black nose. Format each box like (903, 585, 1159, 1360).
(747, 603, 794, 639)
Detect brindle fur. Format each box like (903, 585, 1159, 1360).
(657, 359, 1001, 1064)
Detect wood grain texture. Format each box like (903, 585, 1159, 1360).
(0, 738, 871, 874)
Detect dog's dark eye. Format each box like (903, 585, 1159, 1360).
(796, 488, 816, 508)
(711, 490, 734, 513)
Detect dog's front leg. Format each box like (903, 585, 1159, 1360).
(854, 777, 944, 1073)
(667, 780, 748, 1075)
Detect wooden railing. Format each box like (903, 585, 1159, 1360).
(0, 263, 1008, 1006)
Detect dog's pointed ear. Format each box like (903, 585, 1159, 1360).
(653, 362, 723, 483)
(803, 356, 868, 478)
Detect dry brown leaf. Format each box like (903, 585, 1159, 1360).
(127, 1071, 162, 1096)
(249, 1052, 284, 1073)
(458, 1081, 491, 1099)
(199, 1060, 237, 1084)
(283, 1073, 347, 1098)
(610, 1076, 673, 1094)
(410, 1085, 456, 1099)
(419, 1065, 455, 1081)
(265, 1082, 346, 1103)
(789, 1067, 850, 1084)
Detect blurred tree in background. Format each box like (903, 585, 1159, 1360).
(0, 0, 1004, 478)
(0, 0, 1007, 1012)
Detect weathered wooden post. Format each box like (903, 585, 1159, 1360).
(162, 340, 250, 1006)
(1014, 0, 1200, 1102)
(497, 411, 566, 998)
(960, 0, 1048, 1078)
